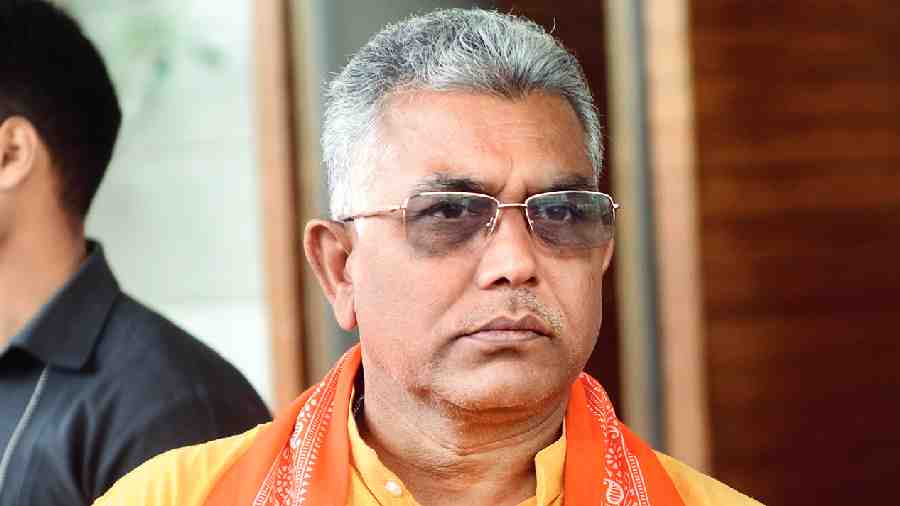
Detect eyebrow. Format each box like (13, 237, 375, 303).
(409, 173, 488, 195)
(541, 174, 599, 193)
(408, 172, 598, 197)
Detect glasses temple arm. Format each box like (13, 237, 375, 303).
(339, 205, 403, 222)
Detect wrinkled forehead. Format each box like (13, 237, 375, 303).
(363, 90, 596, 202)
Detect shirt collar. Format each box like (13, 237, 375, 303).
(9, 240, 120, 370)
(534, 422, 566, 505)
(346, 387, 566, 506)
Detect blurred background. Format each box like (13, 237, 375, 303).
(62, 0, 898, 504)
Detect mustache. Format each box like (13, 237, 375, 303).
(458, 288, 563, 337)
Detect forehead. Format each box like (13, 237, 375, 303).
(369, 90, 594, 198)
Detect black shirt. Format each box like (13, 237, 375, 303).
(0, 242, 271, 505)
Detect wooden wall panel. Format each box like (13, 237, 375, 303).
(691, 1, 900, 503)
(494, 0, 622, 411)
(255, 0, 306, 409)
(642, 0, 711, 469)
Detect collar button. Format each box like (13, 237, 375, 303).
(384, 480, 403, 497)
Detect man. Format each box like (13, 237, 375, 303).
(96, 9, 761, 506)
(0, 1, 270, 504)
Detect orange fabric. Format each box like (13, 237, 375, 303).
(204, 345, 686, 506)
(562, 374, 684, 506)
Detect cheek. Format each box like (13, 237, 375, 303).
(561, 267, 606, 375)
(555, 258, 607, 336)
(352, 243, 475, 385)
(351, 242, 468, 341)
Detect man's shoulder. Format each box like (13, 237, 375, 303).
(90, 293, 270, 433)
(97, 293, 256, 392)
(93, 424, 266, 506)
(654, 451, 765, 506)
(101, 294, 210, 360)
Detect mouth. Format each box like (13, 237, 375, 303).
(458, 315, 553, 344)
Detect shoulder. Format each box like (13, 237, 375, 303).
(654, 452, 765, 506)
(95, 294, 267, 412)
(93, 424, 266, 506)
(84, 294, 269, 485)
(98, 294, 224, 371)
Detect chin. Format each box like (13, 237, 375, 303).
(431, 368, 568, 414)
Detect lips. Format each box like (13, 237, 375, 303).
(459, 314, 553, 342)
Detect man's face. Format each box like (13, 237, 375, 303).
(347, 91, 613, 411)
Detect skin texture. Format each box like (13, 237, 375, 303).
(0, 117, 87, 346)
(304, 91, 614, 506)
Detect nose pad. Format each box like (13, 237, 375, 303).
(485, 209, 500, 236)
(486, 206, 532, 241)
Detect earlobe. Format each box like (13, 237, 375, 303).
(0, 117, 39, 191)
(601, 238, 615, 273)
(304, 219, 358, 331)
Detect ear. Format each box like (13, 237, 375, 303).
(0, 117, 40, 191)
(304, 219, 357, 331)
(600, 238, 615, 273)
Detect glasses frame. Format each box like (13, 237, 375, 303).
(339, 190, 619, 247)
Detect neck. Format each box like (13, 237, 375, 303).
(0, 220, 86, 346)
(359, 365, 568, 506)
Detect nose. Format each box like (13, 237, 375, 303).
(475, 206, 538, 289)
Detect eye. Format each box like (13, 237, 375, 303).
(424, 201, 468, 219)
(540, 203, 581, 222)
(406, 195, 494, 224)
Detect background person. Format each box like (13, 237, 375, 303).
(0, 2, 270, 504)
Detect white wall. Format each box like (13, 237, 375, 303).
(71, 0, 273, 407)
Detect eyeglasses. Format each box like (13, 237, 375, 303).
(338, 191, 618, 254)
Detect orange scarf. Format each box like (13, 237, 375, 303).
(205, 345, 685, 506)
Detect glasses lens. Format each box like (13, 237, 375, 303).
(527, 192, 615, 248)
(404, 193, 497, 254)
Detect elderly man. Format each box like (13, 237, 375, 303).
(96, 9, 761, 506)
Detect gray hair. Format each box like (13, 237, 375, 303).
(323, 8, 602, 219)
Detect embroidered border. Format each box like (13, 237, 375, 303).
(580, 373, 652, 506)
(254, 352, 351, 506)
